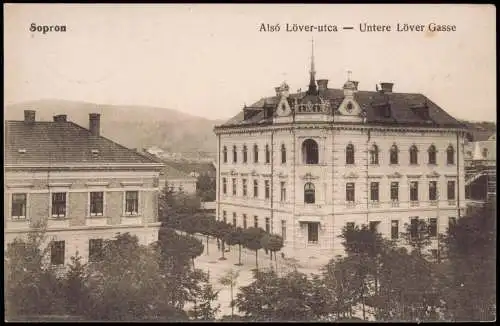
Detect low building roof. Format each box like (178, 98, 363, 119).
(5, 120, 161, 166)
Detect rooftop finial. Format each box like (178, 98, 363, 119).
(307, 38, 318, 95)
(347, 70, 352, 81)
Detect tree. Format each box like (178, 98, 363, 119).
(189, 281, 220, 321)
(260, 234, 284, 270)
(225, 227, 246, 266)
(439, 200, 496, 321)
(242, 227, 266, 269)
(196, 174, 216, 202)
(213, 221, 234, 260)
(235, 269, 323, 321)
(197, 215, 217, 255)
(64, 253, 90, 316)
(219, 269, 240, 318)
(235, 269, 281, 321)
(5, 222, 67, 319)
(86, 232, 188, 321)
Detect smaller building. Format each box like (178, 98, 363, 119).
(159, 164, 198, 194)
(464, 131, 496, 204)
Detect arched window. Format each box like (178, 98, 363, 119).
(390, 144, 399, 164)
(346, 144, 355, 165)
(265, 144, 271, 164)
(369, 144, 379, 165)
(242, 145, 248, 163)
(302, 139, 319, 164)
(304, 182, 315, 204)
(409, 145, 418, 165)
(223, 146, 228, 163)
(233, 145, 237, 163)
(281, 144, 287, 164)
(253, 145, 259, 163)
(446, 145, 455, 165)
(428, 145, 437, 165)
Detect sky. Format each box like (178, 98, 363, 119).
(4, 4, 496, 122)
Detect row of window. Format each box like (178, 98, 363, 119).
(10, 191, 140, 220)
(354, 180, 456, 203)
(48, 238, 105, 266)
(302, 216, 456, 245)
(222, 144, 285, 164)
(222, 178, 274, 200)
(221, 178, 456, 204)
(222, 140, 456, 166)
(217, 214, 455, 246)
(221, 211, 288, 240)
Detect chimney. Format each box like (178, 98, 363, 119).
(24, 110, 36, 124)
(89, 113, 101, 136)
(275, 86, 281, 97)
(352, 81, 359, 90)
(53, 114, 67, 122)
(317, 79, 329, 92)
(380, 82, 394, 93)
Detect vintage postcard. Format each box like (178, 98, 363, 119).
(4, 3, 496, 322)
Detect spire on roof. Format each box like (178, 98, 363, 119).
(307, 38, 318, 95)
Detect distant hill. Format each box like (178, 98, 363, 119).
(4, 99, 225, 159)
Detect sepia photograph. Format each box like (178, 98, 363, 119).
(4, 3, 496, 322)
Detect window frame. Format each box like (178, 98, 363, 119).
(265, 144, 271, 164)
(307, 222, 319, 244)
(11, 193, 28, 220)
(89, 191, 105, 217)
(391, 220, 399, 240)
(281, 144, 287, 164)
(242, 145, 248, 163)
(88, 238, 104, 263)
(124, 190, 139, 216)
(390, 144, 399, 165)
(390, 182, 399, 201)
(304, 182, 316, 204)
(50, 240, 65, 266)
(409, 145, 419, 165)
(369, 144, 379, 165)
(447, 180, 456, 200)
(346, 144, 355, 165)
(446, 145, 455, 165)
(346, 182, 355, 202)
(428, 145, 437, 165)
(303, 139, 319, 165)
(428, 181, 438, 201)
(410, 181, 419, 202)
(242, 179, 248, 197)
(370, 182, 380, 202)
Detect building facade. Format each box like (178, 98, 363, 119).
(464, 133, 496, 203)
(214, 52, 468, 259)
(5, 111, 164, 266)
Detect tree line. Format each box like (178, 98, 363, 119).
(5, 189, 495, 322)
(232, 200, 496, 322)
(159, 188, 284, 270)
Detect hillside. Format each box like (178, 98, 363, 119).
(4, 99, 225, 160)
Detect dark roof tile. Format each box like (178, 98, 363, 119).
(5, 120, 161, 166)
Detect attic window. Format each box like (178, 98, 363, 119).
(18, 149, 27, 154)
(91, 149, 100, 157)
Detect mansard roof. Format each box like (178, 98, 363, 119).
(219, 87, 465, 129)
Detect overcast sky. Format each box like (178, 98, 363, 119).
(4, 4, 496, 122)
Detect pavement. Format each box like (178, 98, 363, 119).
(190, 234, 331, 319)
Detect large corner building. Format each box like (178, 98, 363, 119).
(214, 46, 468, 259)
